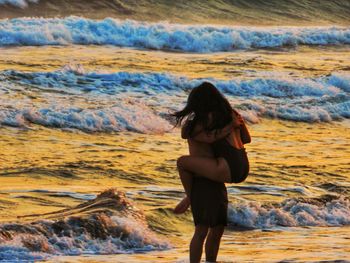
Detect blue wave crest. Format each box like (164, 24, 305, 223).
(0, 69, 349, 133)
(0, 17, 349, 52)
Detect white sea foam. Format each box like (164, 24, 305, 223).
(328, 73, 350, 92)
(0, 70, 349, 132)
(0, 190, 170, 261)
(2, 70, 349, 97)
(0, 0, 37, 8)
(0, 246, 44, 262)
(0, 17, 349, 51)
(229, 184, 312, 196)
(0, 216, 168, 261)
(0, 101, 173, 133)
(228, 195, 350, 228)
(0, 69, 186, 95)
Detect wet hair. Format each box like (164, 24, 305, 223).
(173, 82, 233, 137)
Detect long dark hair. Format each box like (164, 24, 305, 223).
(173, 82, 233, 137)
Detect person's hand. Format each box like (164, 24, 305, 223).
(233, 110, 244, 126)
(236, 112, 244, 125)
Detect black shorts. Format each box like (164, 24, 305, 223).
(190, 177, 228, 227)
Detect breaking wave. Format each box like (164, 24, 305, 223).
(0, 189, 169, 261)
(0, 101, 173, 133)
(228, 194, 350, 229)
(0, 17, 349, 52)
(0, 69, 349, 132)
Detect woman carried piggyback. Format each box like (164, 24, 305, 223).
(173, 81, 251, 213)
(172, 81, 251, 263)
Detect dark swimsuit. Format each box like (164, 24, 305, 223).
(212, 137, 250, 183)
(190, 136, 249, 227)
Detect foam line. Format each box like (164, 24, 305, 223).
(228, 195, 350, 228)
(0, 17, 349, 51)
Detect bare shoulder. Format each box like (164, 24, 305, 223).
(181, 119, 204, 139)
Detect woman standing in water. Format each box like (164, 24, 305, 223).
(172, 82, 251, 263)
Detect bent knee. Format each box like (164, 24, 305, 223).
(176, 155, 189, 169)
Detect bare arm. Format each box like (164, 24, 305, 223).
(233, 109, 251, 144)
(191, 121, 236, 143)
(239, 120, 251, 144)
(181, 118, 236, 143)
(181, 110, 249, 144)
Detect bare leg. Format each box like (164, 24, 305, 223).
(178, 155, 231, 184)
(173, 196, 190, 214)
(177, 159, 195, 197)
(190, 225, 209, 263)
(173, 162, 195, 213)
(205, 225, 225, 262)
(174, 155, 231, 214)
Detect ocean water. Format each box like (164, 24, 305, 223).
(0, 0, 37, 8)
(0, 1, 349, 262)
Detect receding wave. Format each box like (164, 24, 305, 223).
(228, 194, 350, 228)
(0, 100, 172, 133)
(3, 69, 349, 97)
(0, 69, 349, 132)
(0, 189, 169, 261)
(0, 17, 349, 52)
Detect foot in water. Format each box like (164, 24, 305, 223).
(173, 196, 190, 214)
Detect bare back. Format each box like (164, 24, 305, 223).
(188, 138, 215, 157)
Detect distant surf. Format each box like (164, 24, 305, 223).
(0, 17, 349, 52)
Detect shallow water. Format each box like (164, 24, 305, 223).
(47, 226, 350, 263)
(1, 45, 349, 79)
(0, 119, 349, 261)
